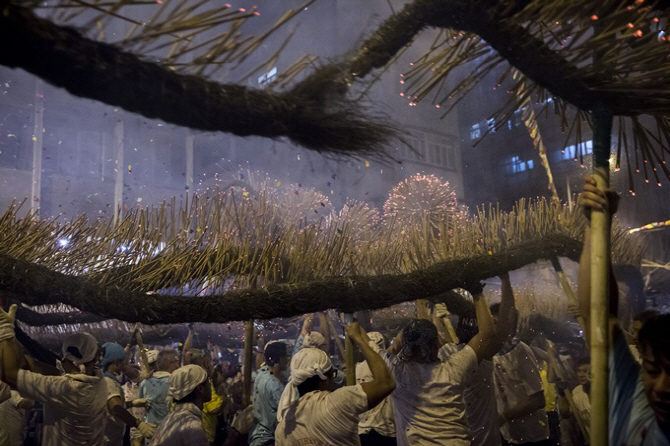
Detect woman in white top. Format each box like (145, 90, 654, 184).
(275, 322, 395, 446)
(380, 289, 499, 446)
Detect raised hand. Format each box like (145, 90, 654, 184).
(0, 304, 17, 341)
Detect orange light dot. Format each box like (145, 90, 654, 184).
(634, 30, 643, 37)
(628, 22, 635, 28)
(591, 15, 598, 20)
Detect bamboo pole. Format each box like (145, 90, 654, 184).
(550, 257, 587, 339)
(325, 312, 346, 360)
(589, 105, 613, 446)
(440, 312, 459, 345)
(185, 133, 194, 191)
(113, 118, 124, 226)
(342, 313, 356, 385)
(30, 80, 44, 218)
(243, 319, 254, 405)
(416, 299, 430, 319)
(134, 325, 151, 377)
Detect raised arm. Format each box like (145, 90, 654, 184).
(182, 324, 195, 366)
(497, 273, 517, 348)
(107, 396, 155, 438)
(317, 312, 331, 353)
(300, 314, 315, 338)
(346, 322, 395, 410)
(0, 305, 23, 388)
(467, 291, 498, 362)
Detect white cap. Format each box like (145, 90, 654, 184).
(302, 331, 327, 349)
(62, 332, 99, 365)
(367, 332, 386, 350)
(169, 365, 208, 401)
(146, 350, 160, 364)
(277, 348, 332, 422)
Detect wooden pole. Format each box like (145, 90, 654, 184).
(134, 325, 151, 377)
(30, 80, 44, 218)
(589, 105, 613, 446)
(243, 320, 254, 405)
(416, 299, 430, 319)
(440, 313, 459, 345)
(342, 313, 356, 385)
(185, 133, 194, 191)
(113, 118, 124, 226)
(325, 312, 346, 360)
(550, 257, 587, 340)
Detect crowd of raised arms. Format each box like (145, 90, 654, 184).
(0, 175, 668, 446)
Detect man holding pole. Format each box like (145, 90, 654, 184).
(579, 175, 670, 446)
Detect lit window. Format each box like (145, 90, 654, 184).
(510, 156, 534, 173)
(258, 66, 277, 88)
(560, 140, 593, 160)
(487, 118, 496, 132)
(470, 123, 481, 140)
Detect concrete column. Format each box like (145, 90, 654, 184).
(113, 119, 124, 225)
(30, 80, 44, 218)
(185, 133, 194, 191)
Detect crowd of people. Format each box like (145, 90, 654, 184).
(0, 176, 668, 446)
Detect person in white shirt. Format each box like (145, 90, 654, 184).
(437, 273, 517, 446)
(378, 287, 498, 446)
(149, 364, 212, 446)
(275, 322, 395, 446)
(558, 356, 590, 439)
(101, 342, 155, 445)
(493, 339, 553, 445)
(0, 389, 34, 446)
(0, 306, 109, 446)
(356, 331, 396, 446)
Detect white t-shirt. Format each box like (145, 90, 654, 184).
(440, 344, 500, 446)
(493, 342, 550, 444)
(386, 344, 478, 446)
(275, 384, 369, 446)
(104, 375, 126, 446)
(0, 390, 30, 446)
(572, 384, 590, 437)
(17, 369, 109, 446)
(149, 402, 209, 446)
(356, 360, 395, 437)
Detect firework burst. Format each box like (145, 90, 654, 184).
(383, 174, 460, 231)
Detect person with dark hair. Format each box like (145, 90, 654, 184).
(379, 286, 499, 446)
(100, 342, 155, 445)
(184, 325, 223, 444)
(574, 357, 591, 436)
(149, 364, 212, 446)
(440, 273, 517, 446)
(630, 309, 660, 363)
(248, 341, 290, 446)
(275, 322, 395, 446)
(140, 349, 180, 427)
(0, 308, 108, 446)
(579, 174, 670, 445)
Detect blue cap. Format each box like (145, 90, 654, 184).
(100, 342, 126, 369)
